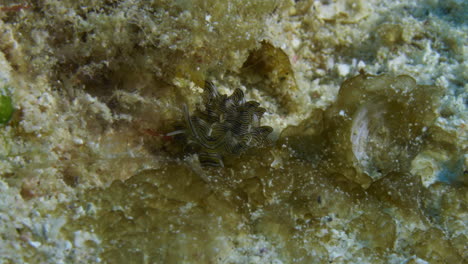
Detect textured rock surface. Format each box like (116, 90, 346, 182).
(0, 0, 466, 263)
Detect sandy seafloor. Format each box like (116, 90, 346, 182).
(0, 0, 466, 263)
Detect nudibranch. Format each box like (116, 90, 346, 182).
(171, 81, 273, 167)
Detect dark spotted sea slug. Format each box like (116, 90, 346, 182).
(174, 81, 273, 167)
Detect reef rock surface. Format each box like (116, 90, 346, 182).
(0, 0, 466, 263)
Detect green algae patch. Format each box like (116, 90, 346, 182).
(0, 86, 13, 124)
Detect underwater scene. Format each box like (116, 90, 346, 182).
(0, 0, 466, 263)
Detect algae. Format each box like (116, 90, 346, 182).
(0, 85, 13, 124)
(0, 0, 466, 263)
(280, 72, 444, 188)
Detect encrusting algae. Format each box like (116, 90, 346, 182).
(56, 71, 464, 263)
(0, 0, 466, 263)
(323, 72, 443, 188)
